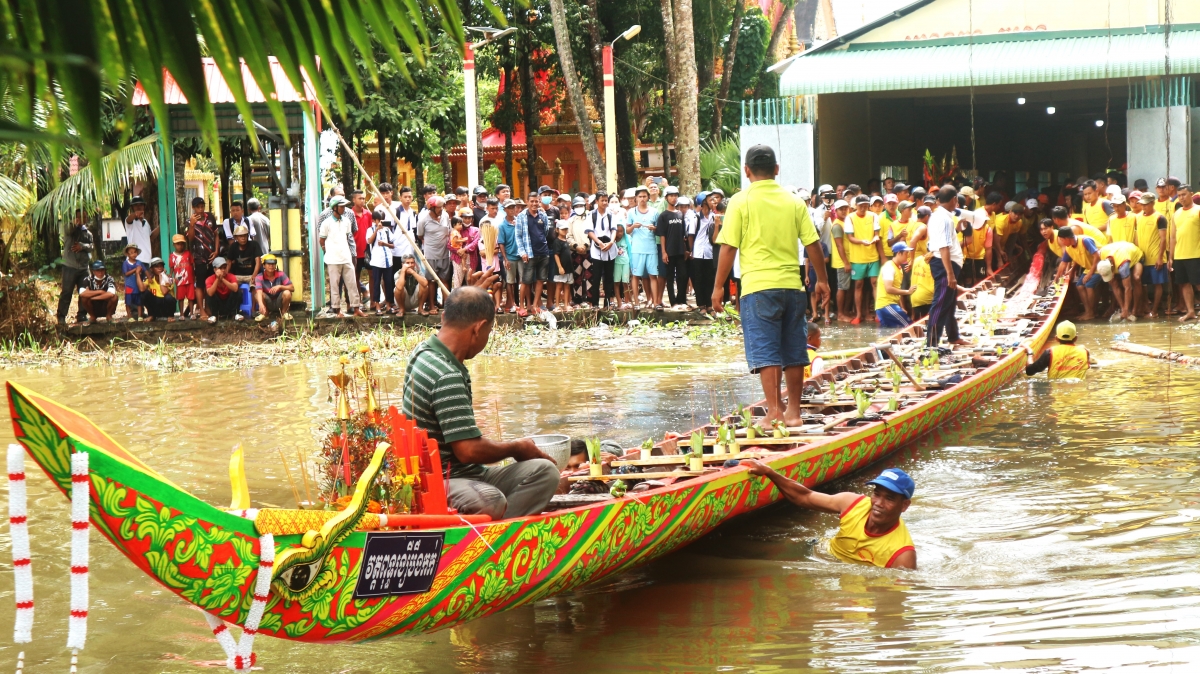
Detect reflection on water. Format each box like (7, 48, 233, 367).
(3, 322, 1200, 672)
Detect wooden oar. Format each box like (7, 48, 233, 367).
(875, 343, 926, 391)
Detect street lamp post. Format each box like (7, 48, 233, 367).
(464, 27, 517, 188)
(603, 25, 640, 193)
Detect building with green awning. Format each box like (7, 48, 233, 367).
(761, 0, 1200, 193)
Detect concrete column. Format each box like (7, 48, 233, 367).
(1127, 106, 1191, 187)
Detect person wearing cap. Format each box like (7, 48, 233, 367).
(550, 218, 575, 311)
(496, 199, 522, 313)
(471, 186, 489, 223)
(169, 233, 195, 320)
(585, 192, 623, 309)
(123, 195, 157, 265)
(829, 199, 853, 321)
(1107, 193, 1135, 244)
(1154, 177, 1176, 229)
(1050, 206, 1109, 248)
(137, 257, 177, 321)
(56, 210, 95, 326)
(221, 200, 259, 250)
(565, 196, 593, 306)
(223, 224, 263, 287)
(415, 195, 454, 313)
(1054, 225, 1104, 321)
(656, 186, 689, 309)
(625, 185, 661, 308)
(204, 257, 241, 322)
(713, 144, 828, 428)
(245, 198, 271, 255)
(79, 260, 118, 324)
(1022, 321, 1093, 379)
(1096, 241, 1144, 321)
(319, 195, 367, 318)
(1133, 192, 1168, 316)
(876, 242, 916, 328)
(845, 194, 884, 324)
(881, 193, 901, 251)
(1170, 184, 1200, 321)
(927, 185, 969, 347)
(742, 459, 916, 569)
(537, 185, 557, 209)
(515, 191, 553, 314)
(121, 242, 147, 320)
(254, 254, 294, 321)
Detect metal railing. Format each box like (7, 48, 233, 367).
(741, 95, 817, 126)
(1128, 76, 1197, 110)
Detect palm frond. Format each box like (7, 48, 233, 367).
(700, 137, 741, 196)
(0, 174, 32, 219)
(2, 0, 473, 161)
(28, 134, 159, 234)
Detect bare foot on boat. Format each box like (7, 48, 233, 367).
(1179, 312, 1195, 322)
(949, 339, 970, 346)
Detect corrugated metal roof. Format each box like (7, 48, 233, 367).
(780, 28, 1200, 96)
(132, 57, 316, 106)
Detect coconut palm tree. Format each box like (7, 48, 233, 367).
(1, 0, 469, 162)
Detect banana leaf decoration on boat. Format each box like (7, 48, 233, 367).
(272, 445, 388, 601)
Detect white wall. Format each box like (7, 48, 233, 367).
(1127, 107, 1191, 188)
(740, 123, 815, 191)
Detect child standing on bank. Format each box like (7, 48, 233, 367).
(613, 229, 632, 309)
(551, 221, 574, 311)
(169, 234, 195, 319)
(121, 243, 146, 321)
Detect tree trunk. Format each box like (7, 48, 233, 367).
(440, 147, 452, 194)
(581, 0, 606, 120)
(220, 149, 233, 219)
(413, 152, 423, 193)
(670, 0, 702, 193)
(505, 130, 514, 188)
(240, 139, 252, 206)
(756, 0, 797, 98)
(339, 140, 354, 196)
(548, 0, 607, 193)
(519, 28, 540, 194)
(712, 0, 746, 139)
(614, 82, 639, 189)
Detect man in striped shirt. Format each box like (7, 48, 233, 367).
(402, 284, 559, 519)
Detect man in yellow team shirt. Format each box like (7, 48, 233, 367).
(1081, 180, 1115, 234)
(1107, 194, 1135, 243)
(876, 242, 915, 328)
(846, 195, 885, 325)
(742, 459, 916, 569)
(1134, 192, 1169, 317)
(1169, 184, 1200, 322)
(1096, 241, 1143, 321)
(1055, 226, 1104, 321)
(1023, 320, 1093, 380)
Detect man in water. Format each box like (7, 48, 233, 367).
(742, 460, 916, 569)
(1022, 320, 1094, 380)
(402, 282, 559, 520)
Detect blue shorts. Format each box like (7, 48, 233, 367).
(630, 252, 659, 277)
(740, 289, 809, 373)
(876, 304, 911, 329)
(850, 260, 880, 281)
(1142, 264, 1168, 285)
(124, 290, 141, 307)
(1075, 271, 1102, 288)
(1115, 261, 1132, 279)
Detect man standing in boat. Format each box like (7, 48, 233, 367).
(711, 145, 829, 428)
(742, 460, 917, 570)
(402, 280, 560, 520)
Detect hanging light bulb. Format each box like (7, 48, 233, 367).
(1017, 96, 1026, 105)
(1046, 106, 1056, 115)
(1095, 119, 1105, 127)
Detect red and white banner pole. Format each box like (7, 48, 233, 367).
(67, 450, 89, 652)
(7, 444, 33, 643)
(603, 45, 618, 193)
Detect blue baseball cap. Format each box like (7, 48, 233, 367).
(891, 241, 912, 254)
(868, 468, 915, 498)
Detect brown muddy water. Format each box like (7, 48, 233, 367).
(1, 321, 1199, 673)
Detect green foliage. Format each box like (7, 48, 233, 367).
(585, 437, 603, 464)
(700, 137, 741, 196)
(728, 9, 769, 98)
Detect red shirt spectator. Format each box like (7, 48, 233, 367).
(206, 268, 238, 297)
(352, 195, 372, 261)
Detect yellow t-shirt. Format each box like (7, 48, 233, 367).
(874, 259, 904, 310)
(1076, 221, 1109, 246)
(1061, 235, 1100, 269)
(905, 221, 928, 256)
(846, 213, 880, 265)
(990, 210, 1007, 237)
(880, 212, 898, 258)
(910, 255, 934, 307)
(1083, 199, 1111, 229)
(962, 216, 988, 261)
(1136, 212, 1166, 265)
(715, 179, 820, 297)
(1173, 205, 1200, 261)
(828, 495, 915, 568)
(1098, 241, 1143, 269)
(830, 219, 845, 268)
(1108, 215, 1135, 244)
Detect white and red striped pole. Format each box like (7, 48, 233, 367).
(7, 444, 33, 643)
(464, 41, 479, 189)
(203, 532, 274, 673)
(603, 44, 617, 194)
(67, 450, 89, 652)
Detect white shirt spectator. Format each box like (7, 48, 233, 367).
(319, 211, 355, 265)
(586, 209, 621, 261)
(928, 205, 964, 266)
(125, 218, 153, 264)
(690, 212, 714, 260)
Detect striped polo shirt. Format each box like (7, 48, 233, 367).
(402, 336, 483, 478)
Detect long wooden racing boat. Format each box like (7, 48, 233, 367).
(7, 247, 1063, 644)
